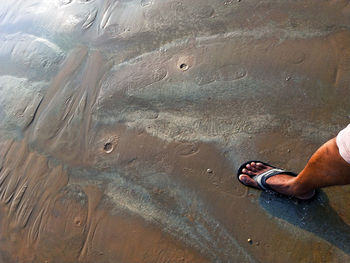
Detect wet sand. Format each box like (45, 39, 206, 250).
(1, 0, 350, 262)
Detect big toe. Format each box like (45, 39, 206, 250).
(239, 174, 259, 188)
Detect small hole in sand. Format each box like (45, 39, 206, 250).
(74, 217, 82, 226)
(179, 63, 189, 71)
(104, 142, 113, 153)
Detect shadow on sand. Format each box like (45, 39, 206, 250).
(259, 190, 350, 255)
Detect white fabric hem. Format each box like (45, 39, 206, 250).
(336, 124, 350, 164)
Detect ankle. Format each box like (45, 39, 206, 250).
(288, 177, 312, 196)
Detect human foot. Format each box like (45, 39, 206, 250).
(237, 161, 315, 200)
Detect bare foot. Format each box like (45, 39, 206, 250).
(238, 162, 315, 200)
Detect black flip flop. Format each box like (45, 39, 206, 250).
(237, 160, 297, 192)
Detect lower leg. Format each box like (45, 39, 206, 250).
(288, 137, 350, 196)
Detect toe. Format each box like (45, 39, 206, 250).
(245, 164, 258, 173)
(246, 170, 255, 175)
(242, 168, 256, 175)
(256, 162, 267, 170)
(246, 164, 255, 171)
(249, 162, 258, 172)
(239, 174, 259, 188)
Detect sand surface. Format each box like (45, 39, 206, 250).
(1, 0, 350, 262)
